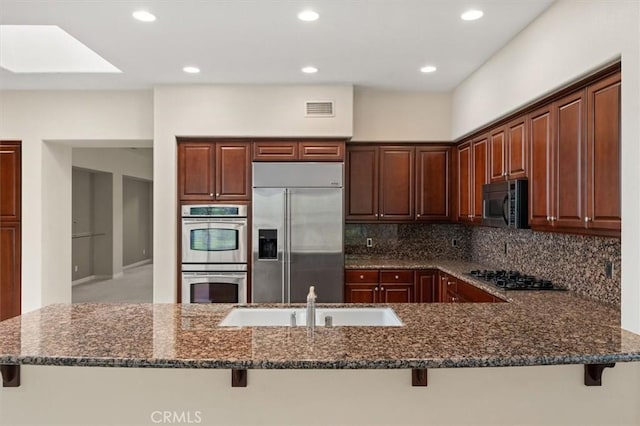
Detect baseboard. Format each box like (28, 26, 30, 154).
(72, 275, 97, 286)
(123, 259, 152, 270)
(112, 272, 124, 279)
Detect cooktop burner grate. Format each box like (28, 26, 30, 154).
(467, 270, 565, 291)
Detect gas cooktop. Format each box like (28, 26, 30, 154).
(468, 270, 565, 291)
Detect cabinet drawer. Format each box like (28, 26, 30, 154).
(345, 270, 379, 284)
(299, 141, 345, 161)
(380, 270, 413, 284)
(253, 142, 298, 161)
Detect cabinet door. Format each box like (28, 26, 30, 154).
(554, 90, 586, 229)
(507, 117, 528, 179)
(586, 73, 621, 231)
(489, 127, 506, 182)
(0, 223, 21, 321)
(415, 147, 451, 221)
(252, 141, 298, 161)
(379, 284, 413, 303)
(528, 106, 555, 228)
(414, 270, 437, 303)
(178, 142, 215, 201)
(456, 142, 472, 222)
(346, 146, 379, 220)
(344, 284, 378, 303)
(299, 141, 345, 161)
(0, 144, 20, 222)
(379, 146, 415, 221)
(472, 137, 488, 223)
(456, 282, 495, 303)
(215, 142, 251, 200)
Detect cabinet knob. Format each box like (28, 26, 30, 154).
(380, 214, 384, 217)
(374, 287, 378, 291)
(395, 275, 399, 280)
(551, 216, 557, 221)
(209, 193, 214, 197)
(547, 216, 550, 221)
(417, 214, 420, 217)
(216, 193, 220, 197)
(584, 216, 591, 223)
(360, 275, 364, 279)
(375, 214, 379, 217)
(380, 287, 384, 291)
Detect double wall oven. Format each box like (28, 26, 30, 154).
(181, 204, 248, 304)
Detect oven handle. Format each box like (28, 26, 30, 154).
(182, 218, 247, 225)
(182, 273, 246, 280)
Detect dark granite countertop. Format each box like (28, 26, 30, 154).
(0, 258, 638, 370)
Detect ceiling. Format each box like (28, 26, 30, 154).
(0, 0, 554, 91)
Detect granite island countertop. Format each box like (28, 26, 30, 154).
(1, 256, 640, 370)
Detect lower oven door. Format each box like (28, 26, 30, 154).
(182, 218, 248, 264)
(181, 271, 247, 304)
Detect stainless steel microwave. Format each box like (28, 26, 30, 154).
(482, 179, 529, 229)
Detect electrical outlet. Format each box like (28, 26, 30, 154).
(451, 239, 458, 247)
(504, 243, 508, 255)
(143, 249, 146, 255)
(605, 261, 614, 279)
(366, 238, 373, 248)
(74, 265, 78, 272)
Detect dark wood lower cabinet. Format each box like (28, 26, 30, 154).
(345, 269, 500, 304)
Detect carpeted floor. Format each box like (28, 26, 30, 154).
(72, 263, 153, 303)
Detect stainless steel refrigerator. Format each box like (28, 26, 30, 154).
(252, 162, 344, 303)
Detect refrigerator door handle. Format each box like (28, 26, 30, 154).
(286, 189, 292, 304)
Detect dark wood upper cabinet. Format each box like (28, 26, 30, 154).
(178, 140, 250, 202)
(415, 147, 451, 221)
(456, 142, 472, 222)
(0, 143, 21, 222)
(472, 136, 488, 223)
(379, 146, 414, 221)
(252, 141, 298, 161)
(554, 90, 586, 229)
(489, 127, 506, 182)
(252, 140, 344, 162)
(215, 143, 251, 200)
(506, 118, 528, 179)
(346, 146, 379, 220)
(586, 73, 621, 231)
(178, 142, 216, 201)
(528, 105, 555, 228)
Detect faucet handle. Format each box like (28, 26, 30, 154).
(290, 311, 297, 327)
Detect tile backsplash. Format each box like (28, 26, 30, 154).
(345, 223, 621, 307)
(344, 223, 471, 260)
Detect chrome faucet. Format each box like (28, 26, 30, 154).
(306, 286, 317, 329)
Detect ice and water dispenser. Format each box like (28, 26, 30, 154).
(258, 229, 278, 260)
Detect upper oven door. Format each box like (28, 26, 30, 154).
(182, 218, 248, 264)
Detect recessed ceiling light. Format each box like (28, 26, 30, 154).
(183, 66, 200, 74)
(461, 9, 484, 21)
(420, 65, 437, 73)
(301, 66, 318, 74)
(297, 10, 319, 22)
(132, 10, 156, 22)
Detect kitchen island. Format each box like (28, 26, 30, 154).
(1, 260, 640, 425)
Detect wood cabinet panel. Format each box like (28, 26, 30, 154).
(507, 118, 528, 179)
(586, 73, 621, 231)
(456, 282, 494, 303)
(415, 270, 437, 303)
(0, 223, 20, 321)
(299, 141, 345, 161)
(380, 270, 413, 284)
(554, 90, 586, 229)
(344, 284, 378, 303)
(472, 137, 488, 223)
(528, 106, 554, 228)
(489, 128, 506, 182)
(252, 141, 298, 161)
(415, 147, 450, 221)
(0, 144, 20, 221)
(379, 284, 413, 303)
(456, 142, 472, 222)
(215, 143, 251, 200)
(178, 143, 216, 201)
(379, 147, 414, 221)
(345, 270, 379, 284)
(346, 146, 379, 220)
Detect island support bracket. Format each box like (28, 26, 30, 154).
(0, 365, 20, 387)
(232, 369, 247, 387)
(584, 363, 615, 386)
(412, 368, 428, 387)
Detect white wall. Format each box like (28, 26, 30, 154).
(352, 87, 451, 141)
(1, 364, 638, 425)
(451, 0, 640, 332)
(0, 91, 153, 311)
(153, 85, 354, 302)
